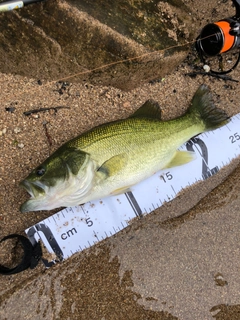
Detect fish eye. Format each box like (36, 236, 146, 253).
(36, 166, 46, 176)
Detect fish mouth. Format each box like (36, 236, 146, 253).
(20, 180, 46, 199)
(20, 180, 48, 213)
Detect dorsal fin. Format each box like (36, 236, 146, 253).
(129, 99, 162, 120)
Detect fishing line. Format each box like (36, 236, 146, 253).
(49, 34, 222, 84)
(0, 33, 223, 101)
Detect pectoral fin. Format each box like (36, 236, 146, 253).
(165, 150, 195, 168)
(97, 154, 127, 178)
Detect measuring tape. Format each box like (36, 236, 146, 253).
(25, 113, 240, 267)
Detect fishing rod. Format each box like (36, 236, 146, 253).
(0, 0, 44, 12)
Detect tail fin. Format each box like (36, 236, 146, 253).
(187, 85, 230, 131)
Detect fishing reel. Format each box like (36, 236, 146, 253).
(196, 0, 240, 74)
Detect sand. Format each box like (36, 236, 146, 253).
(0, 0, 240, 319)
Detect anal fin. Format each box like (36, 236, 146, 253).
(165, 150, 195, 168)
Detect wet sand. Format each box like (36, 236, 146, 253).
(1, 0, 240, 319)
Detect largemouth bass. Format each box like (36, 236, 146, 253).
(20, 85, 229, 212)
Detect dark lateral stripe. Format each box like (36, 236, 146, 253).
(125, 191, 143, 218)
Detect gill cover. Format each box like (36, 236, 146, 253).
(19, 147, 93, 212)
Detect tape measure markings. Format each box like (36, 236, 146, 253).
(25, 113, 240, 266)
(125, 191, 143, 218)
